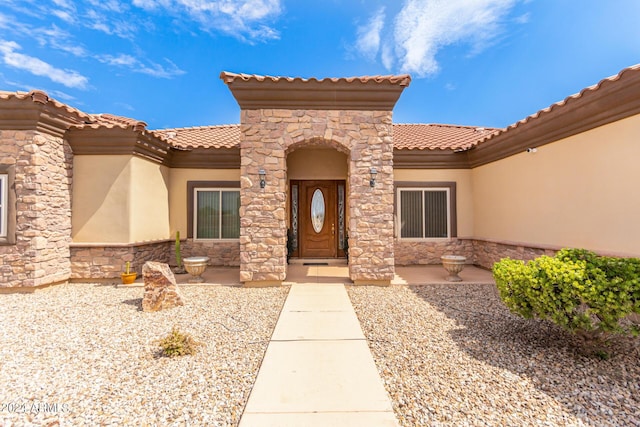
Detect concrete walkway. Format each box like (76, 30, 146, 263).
(238, 282, 399, 426)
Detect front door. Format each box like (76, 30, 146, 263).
(291, 180, 345, 258)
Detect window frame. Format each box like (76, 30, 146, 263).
(186, 181, 240, 241)
(395, 181, 457, 241)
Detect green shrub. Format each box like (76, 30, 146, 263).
(156, 327, 201, 357)
(493, 249, 640, 337)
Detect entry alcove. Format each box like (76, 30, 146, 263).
(286, 145, 348, 259)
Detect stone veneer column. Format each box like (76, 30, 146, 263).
(347, 111, 395, 285)
(0, 130, 73, 288)
(239, 109, 288, 286)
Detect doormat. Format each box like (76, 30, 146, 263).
(303, 262, 329, 266)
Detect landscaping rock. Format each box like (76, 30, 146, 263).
(0, 282, 288, 426)
(142, 261, 185, 311)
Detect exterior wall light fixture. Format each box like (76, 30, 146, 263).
(259, 169, 266, 188)
(369, 167, 377, 188)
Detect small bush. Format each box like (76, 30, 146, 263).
(156, 327, 201, 357)
(493, 249, 640, 338)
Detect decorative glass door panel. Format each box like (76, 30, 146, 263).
(311, 189, 325, 233)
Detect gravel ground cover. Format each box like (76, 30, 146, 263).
(0, 283, 288, 426)
(348, 284, 640, 427)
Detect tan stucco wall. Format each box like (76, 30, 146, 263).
(129, 157, 170, 242)
(72, 155, 171, 243)
(393, 169, 475, 238)
(72, 155, 132, 242)
(168, 168, 241, 236)
(287, 148, 348, 179)
(472, 114, 640, 257)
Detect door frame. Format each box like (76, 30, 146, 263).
(289, 179, 346, 259)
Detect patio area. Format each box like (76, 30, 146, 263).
(122, 263, 496, 287)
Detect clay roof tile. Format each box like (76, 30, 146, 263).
(153, 123, 499, 151)
(393, 123, 499, 151)
(154, 125, 241, 149)
(219, 72, 411, 86)
(0, 90, 93, 122)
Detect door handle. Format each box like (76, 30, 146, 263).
(331, 223, 335, 235)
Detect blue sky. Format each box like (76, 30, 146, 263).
(1, 0, 639, 130)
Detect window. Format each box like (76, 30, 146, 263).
(0, 174, 6, 238)
(397, 187, 452, 239)
(194, 188, 240, 239)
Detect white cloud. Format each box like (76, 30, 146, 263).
(0, 12, 27, 32)
(51, 9, 75, 22)
(97, 53, 138, 67)
(34, 25, 87, 57)
(85, 9, 137, 39)
(0, 40, 89, 89)
(132, 0, 282, 41)
(381, 41, 394, 70)
(132, 0, 172, 9)
(137, 59, 186, 78)
(355, 7, 386, 61)
(87, 0, 128, 13)
(392, 0, 517, 76)
(45, 0, 77, 23)
(514, 12, 530, 24)
(52, 0, 75, 9)
(97, 53, 186, 79)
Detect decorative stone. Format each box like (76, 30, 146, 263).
(142, 261, 185, 312)
(441, 255, 467, 282)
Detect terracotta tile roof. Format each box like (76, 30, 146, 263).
(0, 90, 93, 122)
(69, 113, 152, 135)
(478, 63, 640, 144)
(153, 123, 498, 151)
(154, 125, 241, 149)
(393, 123, 499, 151)
(0, 90, 155, 133)
(91, 113, 148, 130)
(220, 72, 411, 86)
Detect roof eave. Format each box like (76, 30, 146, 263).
(67, 125, 171, 165)
(0, 90, 91, 137)
(393, 148, 471, 169)
(468, 64, 640, 167)
(220, 72, 411, 111)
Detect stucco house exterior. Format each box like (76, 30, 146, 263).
(1, 64, 639, 289)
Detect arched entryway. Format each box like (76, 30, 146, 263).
(286, 144, 348, 259)
(220, 71, 410, 286)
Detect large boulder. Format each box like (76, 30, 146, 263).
(142, 262, 185, 312)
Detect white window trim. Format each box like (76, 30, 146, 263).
(0, 174, 7, 238)
(193, 187, 240, 241)
(396, 187, 451, 241)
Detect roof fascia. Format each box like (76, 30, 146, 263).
(220, 73, 411, 111)
(393, 149, 471, 169)
(0, 92, 88, 138)
(168, 147, 240, 169)
(67, 126, 171, 165)
(468, 67, 640, 167)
